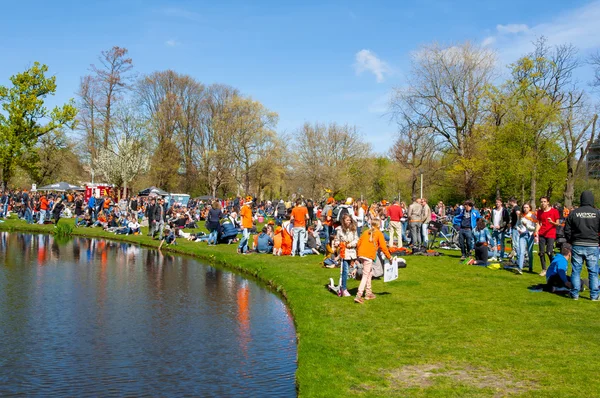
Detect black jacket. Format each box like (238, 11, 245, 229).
(565, 191, 600, 247)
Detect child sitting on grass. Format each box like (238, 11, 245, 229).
(323, 234, 339, 268)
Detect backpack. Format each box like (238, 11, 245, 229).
(332, 206, 349, 222)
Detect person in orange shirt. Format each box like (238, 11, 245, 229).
(354, 217, 392, 304)
(276, 220, 293, 255)
(273, 226, 283, 256)
(237, 197, 254, 254)
(38, 194, 49, 224)
(290, 198, 309, 257)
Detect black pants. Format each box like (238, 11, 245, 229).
(538, 236, 555, 270)
(475, 244, 489, 264)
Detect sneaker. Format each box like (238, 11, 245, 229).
(354, 296, 364, 304)
(515, 268, 523, 275)
(591, 297, 599, 302)
(571, 295, 579, 301)
(539, 270, 547, 277)
(490, 257, 497, 262)
(460, 256, 466, 261)
(365, 293, 376, 300)
(342, 290, 351, 297)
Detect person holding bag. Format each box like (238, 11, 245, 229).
(355, 218, 392, 304)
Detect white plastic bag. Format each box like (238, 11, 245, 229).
(384, 257, 399, 282)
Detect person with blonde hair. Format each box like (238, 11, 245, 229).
(334, 214, 359, 297)
(355, 217, 392, 304)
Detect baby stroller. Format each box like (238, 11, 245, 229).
(430, 221, 460, 250)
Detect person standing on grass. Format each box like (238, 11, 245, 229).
(354, 217, 392, 304)
(335, 214, 359, 298)
(453, 200, 481, 261)
(536, 196, 560, 277)
(387, 200, 403, 248)
(290, 199, 309, 256)
(515, 203, 537, 274)
(421, 198, 432, 248)
(51, 197, 65, 226)
(238, 197, 254, 254)
(38, 194, 48, 224)
(490, 198, 510, 262)
(508, 197, 520, 261)
(564, 190, 600, 301)
(408, 198, 423, 248)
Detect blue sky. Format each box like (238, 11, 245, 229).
(2, 0, 600, 152)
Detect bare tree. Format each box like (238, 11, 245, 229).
(91, 46, 134, 149)
(392, 42, 496, 198)
(559, 92, 598, 207)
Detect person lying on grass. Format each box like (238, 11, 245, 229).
(355, 217, 392, 304)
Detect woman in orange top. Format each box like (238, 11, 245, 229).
(281, 221, 293, 256)
(273, 226, 283, 256)
(355, 217, 392, 304)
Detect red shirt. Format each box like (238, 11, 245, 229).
(536, 207, 559, 239)
(387, 204, 403, 222)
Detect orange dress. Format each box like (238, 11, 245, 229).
(281, 228, 293, 255)
(273, 233, 282, 250)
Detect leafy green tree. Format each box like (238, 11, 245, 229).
(0, 62, 77, 188)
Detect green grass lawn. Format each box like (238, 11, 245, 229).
(1, 217, 599, 397)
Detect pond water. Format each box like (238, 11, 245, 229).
(0, 233, 297, 397)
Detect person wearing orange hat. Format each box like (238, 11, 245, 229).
(237, 198, 254, 254)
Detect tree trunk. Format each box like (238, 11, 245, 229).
(410, 172, 417, 202)
(564, 157, 575, 208)
(530, 163, 537, 208)
(123, 180, 128, 201)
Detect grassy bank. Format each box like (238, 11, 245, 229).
(1, 218, 599, 397)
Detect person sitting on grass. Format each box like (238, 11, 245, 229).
(158, 227, 177, 250)
(354, 218, 392, 304)
(273, 226, 283, 256)
(468, 218, 492, 266)
(302, 225, 320, 255)
(256, 226, 274, 254)
(323, 234, 339, 268)
(128, 216, 141, 235)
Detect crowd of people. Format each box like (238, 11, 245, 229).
(2, 188, 598, 301)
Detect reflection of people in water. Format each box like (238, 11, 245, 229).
(237, 281, 251, 357)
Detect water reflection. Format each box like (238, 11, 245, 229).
(0, 232, 297, 397)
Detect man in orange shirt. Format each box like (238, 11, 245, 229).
(38, 194, 49, 224)
(290, 198, 309, 256)
(238, 197, 254, 254)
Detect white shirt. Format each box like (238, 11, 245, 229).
(492, 208, 503, 228)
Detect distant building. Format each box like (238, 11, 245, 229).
(587, 138, 600, 178)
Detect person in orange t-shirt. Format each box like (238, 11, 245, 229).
(238, 198, 254, 254)
(290, 199, 309, 256)
(354, 218, 392, 304)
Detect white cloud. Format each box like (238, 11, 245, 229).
(481, 36, 496, 47)
(165, 39, 180, 47)
(496, 24, 529, 34)
(483, 1, 600, 63)
(354, 49, 392, 83)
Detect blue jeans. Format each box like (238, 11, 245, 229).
(208, 229, 218, 244)
(511, 228, 519, 259)
(292, 227, 306, 256)
(1, 202, 7, 217)
(402, 221, 409, 242)
(238, 228, 250, 253)
(422, 223, 429, 245)
(24, 208, 33, 224)
(570, 245, 599, 300)
(459, 228, 473, 257)
(491, 229, 506, 259)
(517, 233, 534, 271)
(341, 259, 350, 290)
(38, 209, 46, 224)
